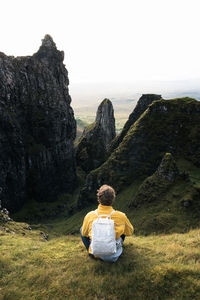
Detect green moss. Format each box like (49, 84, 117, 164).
(85, 121, 96, 132)
(75, 122, 96, 147)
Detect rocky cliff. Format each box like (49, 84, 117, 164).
(0, 35, 77, 212)
(75, 99, 115, 172)
(78, 97, 200, 207)
(110, 94, 162, 152)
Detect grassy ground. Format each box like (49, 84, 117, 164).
(0, 227, 200, 300)
(1, 158, 199, 299)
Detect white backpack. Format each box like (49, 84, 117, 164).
(90, 209, 116, 256)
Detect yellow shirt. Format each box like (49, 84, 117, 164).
(82, 204, 134, 252)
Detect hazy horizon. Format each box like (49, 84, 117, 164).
(72, 78, 200, 130)
(71, 78, 200, 108)
(1, 0, 200, 95)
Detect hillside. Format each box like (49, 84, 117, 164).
(78, 97, 200, 207)
(110, 94, 162, 152)
(1, 219, 200, 300)
(1, 135, 200, 300)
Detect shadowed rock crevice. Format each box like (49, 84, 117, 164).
(0, 35, 77, 212)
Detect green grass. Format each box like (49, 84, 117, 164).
(1, 156, 199, 299)
(0, 227, 200, 300)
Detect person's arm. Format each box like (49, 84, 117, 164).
(81, 214, 90, 237)
(124, 214, 134, 236)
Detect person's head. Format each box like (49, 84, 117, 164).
(97, 184, 116, 206)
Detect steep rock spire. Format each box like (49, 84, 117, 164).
(33, 34, 64, 66)
(95, 98, 116, 150)
(0, 35, 77, 212)
(75, 98, 116, 172)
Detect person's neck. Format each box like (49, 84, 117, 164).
(98, 203, 113, 208)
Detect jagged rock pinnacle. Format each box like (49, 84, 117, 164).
(41, 34, 57, 48)
(75, 98, 116, 173)
(0, 36, 76, 211)
(95, 99, 116, 150)
(34, 34, 64, 63)
(156, 153, 179, 182)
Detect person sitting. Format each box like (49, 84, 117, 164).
(80, 184, 133, 262)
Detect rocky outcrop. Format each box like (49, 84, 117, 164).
(0, 189, 12, 224)
(110, 94, 162, 152)
(78, 97, 200, 207)
(0, 35, 77, 212)
(75, 99, 115, 172)
(129, 153, 179, 207)
(156, 153, 179, 182)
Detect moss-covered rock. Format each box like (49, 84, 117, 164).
(130, 153, 179, 207)
(78, 97, 200, 207)
(110, 94, 162, 152)
(75, 99, 115, 173)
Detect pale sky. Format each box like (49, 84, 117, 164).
(1, 0, 200, 103)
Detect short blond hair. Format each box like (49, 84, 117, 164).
(97, 185, 116, 206)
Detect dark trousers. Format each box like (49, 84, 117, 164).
(80, 227, 90, 251)
(80, 227, 125, 251)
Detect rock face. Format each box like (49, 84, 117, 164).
(130, 153, 179, 207)
(0, 35, 77, 212)
(110, 94, 162, 152)
(78, 97, 200, 207)
(75, 99, 115, 172)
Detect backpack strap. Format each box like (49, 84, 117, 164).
(109, 210, 115, 217)
(93, 210, 99, 216)
(93, 209, 115, 219)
